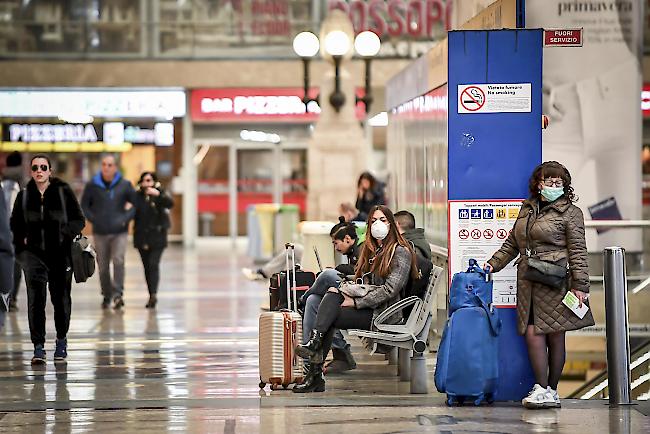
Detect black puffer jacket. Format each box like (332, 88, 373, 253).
(334, 241, 361, 276)
(10, 178, 85, 262)
(133, 185, 174, 250)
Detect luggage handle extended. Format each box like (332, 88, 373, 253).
(467, 258, 492, 283)
(283, 242, 298, 312)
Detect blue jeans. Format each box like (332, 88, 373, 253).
(302, 269, 347, 350)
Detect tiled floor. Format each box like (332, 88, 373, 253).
(0, 242, 648, 433)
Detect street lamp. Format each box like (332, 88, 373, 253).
(354, 31, 381, 113)
(292, 28, 380, 115)
(323, 30, 351, 112)
(292, 31, 320, 108)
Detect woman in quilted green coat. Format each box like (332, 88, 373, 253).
(487, 161, 594, 410)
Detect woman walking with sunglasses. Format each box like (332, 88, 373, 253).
(10, 155, 85, 364)
(485, 161, 594, 409)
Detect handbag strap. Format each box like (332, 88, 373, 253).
(525, 207, 535, 258)
(474, 294, 502, 336)
(57, 187, 68, 225)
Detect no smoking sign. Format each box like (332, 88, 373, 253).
(460, 86, 485, 112)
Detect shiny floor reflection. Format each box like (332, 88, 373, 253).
(1, 243, 648, 433)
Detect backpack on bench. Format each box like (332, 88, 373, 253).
(400, 247, 433, 317)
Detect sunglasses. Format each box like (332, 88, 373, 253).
(31, 164, 49, 172)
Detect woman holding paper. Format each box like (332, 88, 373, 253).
(485, 161, 594, 410)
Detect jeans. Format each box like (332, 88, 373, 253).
(301, 268, 342, 300)
(302, 269, 348, 350)
(94, 233, 128, 300)
(138, 247, 164, 296)
(22, 252, 73, 346)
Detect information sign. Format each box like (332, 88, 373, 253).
(449, 200, 523, 307)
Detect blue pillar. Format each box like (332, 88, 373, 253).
(447, 29, 542, 401)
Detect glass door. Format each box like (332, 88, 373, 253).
(196, 143, 230, 237)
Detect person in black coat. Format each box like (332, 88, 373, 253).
(354, 172, 386, 222)
(133, 172, 174, 309)
(10, 155, 85, 364)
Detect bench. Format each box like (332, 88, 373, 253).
(348, 264, 445, 394)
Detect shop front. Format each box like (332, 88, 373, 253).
(0, 88, 186, 234)
(190, 87, 319, 238)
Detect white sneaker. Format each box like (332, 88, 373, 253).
(547, 387, 561, 408)
(522, 384, 555, 409)
(241, 267, 264, 281)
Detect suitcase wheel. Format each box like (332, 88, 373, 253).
(473, 397, 483, 406)
(446, 396, 459, 406)
(270, 383, 280, 391)
(282, 384, 289, 390)
(258, 381, 266, 390)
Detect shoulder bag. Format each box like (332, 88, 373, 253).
(58, 188, 96, 283)
(522, 209, 569, 290)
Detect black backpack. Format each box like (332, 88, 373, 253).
(402, 245, 434, 301)
(401, 251, 433, 318)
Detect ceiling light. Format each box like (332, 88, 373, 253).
(292, 32, 320, 58)
(354, 31, 381, 57)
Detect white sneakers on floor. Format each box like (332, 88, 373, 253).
(522, 384, 561, 409)
(548, 387, 561, 408)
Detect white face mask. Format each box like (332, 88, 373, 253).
(371, 220, 389, 240)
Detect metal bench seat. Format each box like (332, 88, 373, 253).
(349, 264, 445, 394)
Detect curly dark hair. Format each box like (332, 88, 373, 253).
(528, 161, 576, 202)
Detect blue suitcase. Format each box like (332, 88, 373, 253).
(434, 259, 502, 406)
(449, 259, 493, 311)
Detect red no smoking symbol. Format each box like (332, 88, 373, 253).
(483, 229, 494, 239)
(460, 86, 485, 112)
(459, 229, 469, 240)
(496, 229, 508, 239)
(471, 229, 481, 240)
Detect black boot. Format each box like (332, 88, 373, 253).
(145, 295, 157, 309)
(325, 345, 357, 374)
(295, 330, 326, 363)
(293, 363, 325, 393)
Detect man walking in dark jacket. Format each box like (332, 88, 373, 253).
(11, 155, 85, 363)
(81, 154, 135, 310)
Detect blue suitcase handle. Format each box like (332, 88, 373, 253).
(467, 258, 490, 277)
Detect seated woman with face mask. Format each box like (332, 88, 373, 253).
(293, 205, 418, 393)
